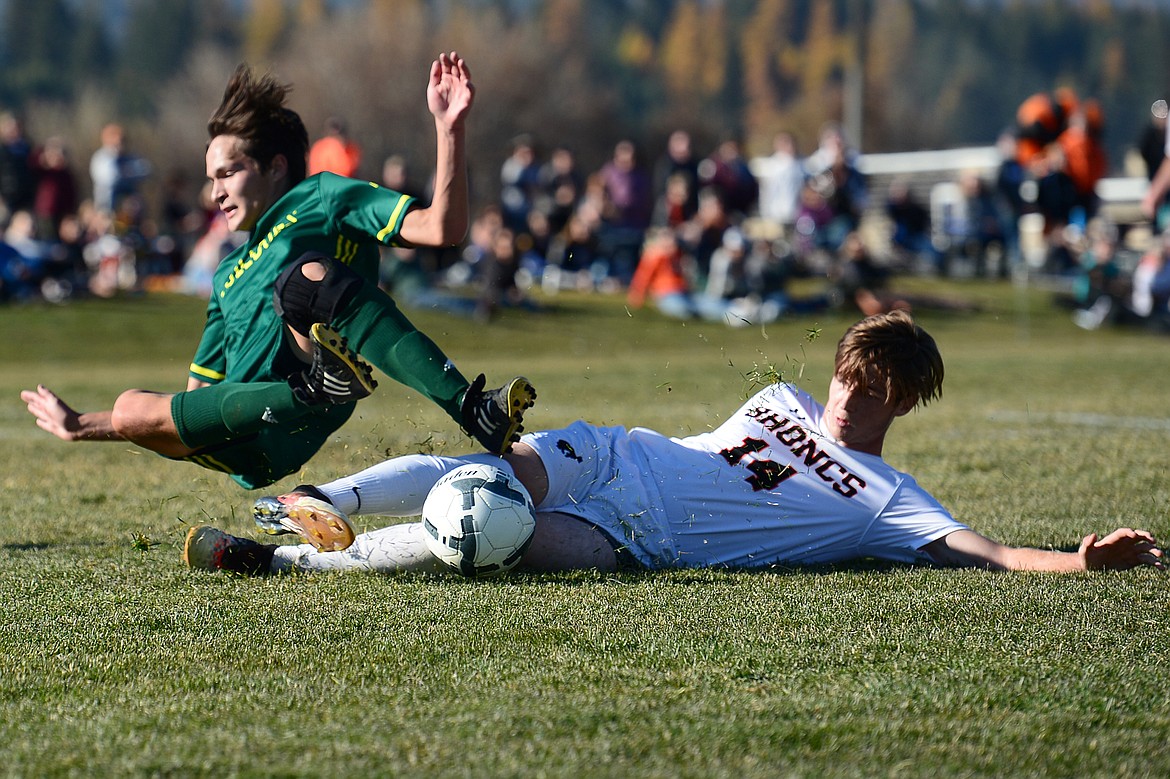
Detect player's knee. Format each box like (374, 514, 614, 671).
(110, 389, 142, 435)
(272, 251, 364, 336)
(110, 390, 164, 440)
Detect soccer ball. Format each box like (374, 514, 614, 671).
(421, 463, 537, 578)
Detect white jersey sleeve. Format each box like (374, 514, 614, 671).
(624, 383, 967, 568)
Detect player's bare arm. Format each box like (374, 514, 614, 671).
(399, 52, 474, 248)
(20, 384, 123, 442)
(922, 528, 1165, 572)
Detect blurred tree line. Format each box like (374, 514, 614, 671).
(2, 0, 1169, 210)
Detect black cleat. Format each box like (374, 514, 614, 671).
(460, 374, 537, 455)
(291, 323, 378, 405)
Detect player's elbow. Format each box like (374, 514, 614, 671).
(401, 209, 466, 248)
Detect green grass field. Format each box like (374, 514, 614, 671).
(2, 280, 1169, 778)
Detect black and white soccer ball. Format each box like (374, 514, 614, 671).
(421, 463, 536, 578)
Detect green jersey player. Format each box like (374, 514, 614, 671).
(21, 53, 535, 489)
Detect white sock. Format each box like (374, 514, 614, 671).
(271, 522, 446, 574)
(317, 453, 511, 517)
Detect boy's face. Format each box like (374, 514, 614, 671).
(822, 373, 913, 456)
(205, 134, 286, 232)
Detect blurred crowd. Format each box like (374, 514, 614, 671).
(5, 90, 1170, 333)
(0, 112, 229, 304)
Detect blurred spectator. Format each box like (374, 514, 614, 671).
(704, 227, 750, 302)
(1128, 229, 1170, 331)
(4, 210, 47, 263)
(753, 130, 806, 233)
(806, 122, 858, 174)
(705, 228, 804, 327)
(743, 235, 829, 319)
(158, 168, 209, 275)
(308, 116, 362, 178)
(1070, 220, 1125, 330)
(678, 185, 732, 283)
(627, 227, 724, 321)
(83, 208, 133, 297)
(792, 177, 838, 261)
(1030, 144, 1079, 272)
(513, 207, 552, 284)
(182, 205, 240, 298)
(380, 245, 431, 304)
(544, 211, 602, 292)
(500, 134, 542, 233)
(475, 227, 532, 322)
(830, 231, 906, 317)
(0, 112, 35, 217)
(89, 123, 150, 216)
(1014, 89, 1075, 168)
(698, 137, 758, 220)
(884, 177, 940, 271)
(41, 213, 88, 302)
(652, 171, 696, 230)
(805, 122, 867, 250)
(0, 229, 37, 301)
(994, 130, 1028, 276)
(381, 154, 422, 197)
(537, 145, 583, 236)
(1058, 98, 1108, 222)
(30, 137, 78, 243)
(1, 210, 53, 300)
(653, 130, 701, 220)
(597, 139, 653, 285)
(447, 205, 504, 287)
(956, 171, 1007, 277)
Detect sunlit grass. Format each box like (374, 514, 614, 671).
(2, 283, 1168, 777)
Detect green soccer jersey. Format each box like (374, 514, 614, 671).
(190, 172, 415, 385)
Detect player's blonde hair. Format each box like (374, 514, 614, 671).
(834, 310, 943, 410)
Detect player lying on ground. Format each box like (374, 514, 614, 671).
(185, 311, 1164, 574)
(21, 53, 535, 489)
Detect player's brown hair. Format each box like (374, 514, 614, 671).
(208, 64, 308, 185)
(834, 310, 943, 410)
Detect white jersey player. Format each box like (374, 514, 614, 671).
(185, 311, 1163, 576)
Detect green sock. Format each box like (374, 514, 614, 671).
(172, 381, 310, 450)
(332, 284, 470, 421)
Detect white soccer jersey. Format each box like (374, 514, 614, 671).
(525, 383, 967, 569)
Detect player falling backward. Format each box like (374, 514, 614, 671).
(21, 53, 535, 489)
(186, 311, 1164, 576)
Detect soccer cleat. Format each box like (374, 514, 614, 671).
(459, 374, 537, 455)
(183, 526, 276, 575)
(290, 323, 378, 405)
(252, 485, 355, 552)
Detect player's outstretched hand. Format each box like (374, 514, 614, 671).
(20, 384, 86, 442)
(427, 51, 475, 131)
(1080, 528, 1165, 571)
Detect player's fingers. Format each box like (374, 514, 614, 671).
(451, 52, 470, 79)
